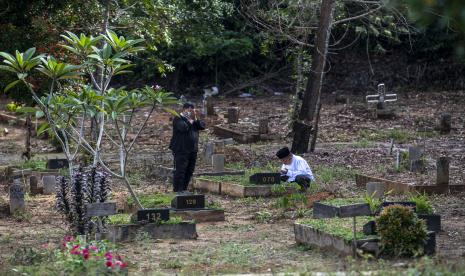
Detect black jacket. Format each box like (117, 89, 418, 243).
(169, 115, 206, 153)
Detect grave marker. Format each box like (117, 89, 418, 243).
(136, 209, 170, 222)
(29, 175, 40, 196)
(436, 157, 449, 189)
(171, 194, 205, 209)
(366, 83, 397, 119)
(206, 99, 215, 116)
(204, 142, 214, 165)
(46, 159, 69, 170)
(258, 119, 269, 135)
(408, 146, 424, 173)
(43, 175, 56, 195)
(211, 154, 225, 173)
(249, 173, 281, 185)
(227, 107, 239, 124)
(9, 179, 25, 213)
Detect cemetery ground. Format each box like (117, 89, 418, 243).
(0, 90, 465, 274)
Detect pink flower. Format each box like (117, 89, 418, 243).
(41, 243, 49, 249)
(63, 236, 73, 242)
(116, 255, 122, 261)
(105, 260, 113, 267)
(120, 262, 128, 269)
(89, 245, 98, 252)
(83, 252, 89, 260)
(71, 249, 81, 255)
(104, 252, 113, 260)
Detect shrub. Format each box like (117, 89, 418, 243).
(376, 204, 427, 257)
(409, 193, 433, 215)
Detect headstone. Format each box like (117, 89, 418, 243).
(213, 141, 225, 154)
(366, 83, 397, 119)
(249, 173, 280, 185)
(29, 175, 40, 196)
(211, 154, 225, 173)
(204, 142, 214, 165)
(227, 107, 239, 124)
(171, 194, 205, 209)
(46, 159, 69, 169)
(43, 175, 57, 195)
(366, 182, 384, 199)
(85, 202, 117, 218)
(206, 99, 215, 116)
(436, 157, 450, 188)
(258, 119, 269, 135)
(408, 146, 424, 172)
(439, 112, 451, 134)
(222, 138, 235, 145)
(9, 179, 25, 213)
(136, 208, 170, 222)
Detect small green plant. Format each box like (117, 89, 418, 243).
(127, 193, 173, 209)
(354, 138, 373, 148)
(20, 159, 47, 171)
(274, 193, 307, 209)
(364, 192, 382, 213)
(271, 182, 300, 195)
(108, 214, 131, 225)
(159, 258, 183, 269)
(409, 193, 433, 215)
(12, 210, 32, 222)
(376, 205, 427, 257)
(253, 211, 273, 223)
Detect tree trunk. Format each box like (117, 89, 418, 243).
(291, 0, 336, 153)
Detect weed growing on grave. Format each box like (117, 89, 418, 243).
(358, 129, 411, 143)
(364, 192, 382, 213)
(274, 193, 307, 209)
(0, 234, 12, 244)
(159, 258, 183, 269)
(19, 159, 47, 171)
(206, 201, 224, 211)
(271, 182, 300, 195)
(409, 192, 433, 214)
(108, 214, 131, 225)
(298, 216, 373, 241)
(225, 161, 246, 171)
(376, 205, 427, 257)
(8, 247, 47, 266)
(253, 211, 273, 223)
(11, 210, 32, 222)
(354, 138, 374, 148)
(135, 230, 151, 242)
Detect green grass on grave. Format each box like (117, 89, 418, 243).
(297, 216, 373, 241)
(319, 197, 365, 207)
(126, 193, 174, 209)
(107, 214, 190, 225)
(197, 164, 278, 186)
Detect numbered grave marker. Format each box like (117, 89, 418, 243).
(171, 194, 205, 209)
(249, 173, 281, 185)
(137, 209, 170, 222)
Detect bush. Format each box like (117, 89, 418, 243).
(376, 204, 427, 257)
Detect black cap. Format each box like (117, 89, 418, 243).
(276, 147, 291, 159)
(183, 102, 194, 109)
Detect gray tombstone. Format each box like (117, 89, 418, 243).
(227, 107, 239, 124)
(43, 175, 57, 195)
(206, 99, 215, 116)
(29, 175, 40, 196)
(9, 179, 25, 213)
(204, 142, 214, 165)
(366, 182, 385, 199)
(211, 154, 225, 173)
(213, 140, 225, 154)
(408, 146, 424, 172)
(436, 157, 450, 188)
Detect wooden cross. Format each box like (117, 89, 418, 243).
(366, 84, 397, 109)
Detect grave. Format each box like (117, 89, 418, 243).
(366, 83, 397, 119)
(408, 146, 425, 173)
(46, 158, 69, 170)
(170, 194, 225, 222)
(42, 175, 57, 195)
(211, 154, 225, 173)
(438, 112, 451, 134)
(29, 175, 43, 195)
(9, 179, 25, 214)
(227, 107, 240, 124)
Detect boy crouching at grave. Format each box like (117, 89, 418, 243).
(169, 102, 206, 193)
(276, 147, 315, 192)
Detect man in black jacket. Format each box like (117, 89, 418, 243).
(169, 102, 206, 193)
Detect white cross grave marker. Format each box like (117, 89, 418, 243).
(366, 83, 397, 109)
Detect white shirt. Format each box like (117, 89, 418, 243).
(281, 154, 315, 182)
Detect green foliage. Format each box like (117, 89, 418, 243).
(314, 165, 358, 185)
(11, 210, 32, 222)
(364, 192, 382, 213)
(271, 182, 301, 195)
(376, 204, 427, 257)
(108, 214, 131, 225)
(298, 216, 373, 241)
(19, 159, 47, 171)
(253, 211, 273, 223)
(409, 193, 433, 215)
(5, 102, 22, 112)
(274, 193, 307, 209)
(358, 129, 411, 144)
(126, 193, 174, 209)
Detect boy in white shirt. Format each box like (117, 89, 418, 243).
(276, 147, 315, 191)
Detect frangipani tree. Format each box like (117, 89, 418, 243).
(0, 30, 177, 209)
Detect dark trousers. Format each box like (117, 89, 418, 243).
(280, 174, 311, 191)
(173, 151, 197, 192)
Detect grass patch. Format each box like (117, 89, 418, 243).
(127, 193, 174, 209)
(297, 216, 373, 241)
(107, 214, 189, 225)
(319, 197, 364, 207)
(19, 159, 47, 171)
(313, 165, 358, 185)
(358, 128, 411, 144)
(197, 164, 279, 186)
(353, 138, 374, 148)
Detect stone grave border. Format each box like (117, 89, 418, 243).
(103, 222, 197, 242)
(193, 177, 296, 197)
(355, 173, 465, 194)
